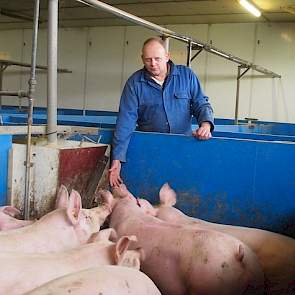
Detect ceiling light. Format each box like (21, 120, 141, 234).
(239, 0, 261, 17)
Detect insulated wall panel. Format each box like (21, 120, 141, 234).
(0, 30, 24, 106)
(85, 26, 125, 111)
(252, 23, 295, 123)
(58, 28, 88, 109)
(206, 23, 256, 120)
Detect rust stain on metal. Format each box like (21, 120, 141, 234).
(58, 146, 108, 209)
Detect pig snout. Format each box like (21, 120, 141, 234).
(1, 206, 21, 218)
(96, 190, 114, 208)
(0, 206, 34, 231)
(112, 184, 135, 200)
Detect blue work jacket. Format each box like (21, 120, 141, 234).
(112, 60, 214, 162)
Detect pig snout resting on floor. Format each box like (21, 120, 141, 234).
(26, 265, 161, 295)
(99, 186, 264, 295)
(0, 206, 34, 231)
(0, 228, 143, 295)
(0, 185, 111, 253)
(140, 183, 295, 295)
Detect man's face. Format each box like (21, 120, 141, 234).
(141, 41, 170, 79)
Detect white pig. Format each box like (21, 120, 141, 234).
(100, 187, 265, 295)
(0, 186, 111, 253)
(0, 206, 33, 230)
(0, 229, 142, 295)
(26, 265, 161, 295)
(140, 183, 295, 294)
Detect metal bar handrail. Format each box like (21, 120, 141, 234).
(77, 0, 281, 78)
(0, 59, 72, 73)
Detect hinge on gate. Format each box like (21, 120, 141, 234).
(23, 161, 34, 167)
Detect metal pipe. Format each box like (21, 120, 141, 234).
(191, 49, 203, 62)
(186, 40, 192, 67)
(47, 0, 58, 144)
(234, 66, 250, 125)
(0, 59, 71, 73)
(0, 67, 4, 109)
(77, 0, 178, 38)
(0, 90, 27, 97)
(234, 66, 241, 125)
(77, 0, 281, 78)
(162, 36, 170, 52)
(24, 0, 40, 220)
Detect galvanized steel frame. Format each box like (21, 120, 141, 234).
(76, 0, 281, 125)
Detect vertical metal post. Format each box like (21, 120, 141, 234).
(162, 36, 170, 52)
(234, 66, 241, 125)
(186, 40, 192, 67)
(0, 65, 3, 109)
(24, 0, 40, 219)
(234, 66, 250, 125)
(47, 0, 58, 144)
(82, 28, 90, 116)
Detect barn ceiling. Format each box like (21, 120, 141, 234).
(0, 0, 294, 29)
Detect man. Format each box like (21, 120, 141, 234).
(109, 37, 214, 187)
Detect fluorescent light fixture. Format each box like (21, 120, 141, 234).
(239, 0, 261, 17)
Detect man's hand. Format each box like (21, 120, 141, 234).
(109, 160, 123, 187)
(193, 122, 212, 140)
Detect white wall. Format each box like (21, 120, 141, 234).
(0, 22, 294, 123)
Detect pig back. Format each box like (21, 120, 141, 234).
(26, 266, 161, 295)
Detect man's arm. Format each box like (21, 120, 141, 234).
(110, 81, 139, 186)
(189, 69, 214, 140)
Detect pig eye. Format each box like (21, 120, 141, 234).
(136, 198, 141, 207)
(85, 215, 92, 223)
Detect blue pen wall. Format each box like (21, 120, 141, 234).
(0, 135, 12, 206)
(122, 132, 295, 238)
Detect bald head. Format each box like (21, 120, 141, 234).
(142, 37, 167, 53)
(141, 37, 170, 81)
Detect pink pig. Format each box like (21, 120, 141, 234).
(0, 185, 111, 253)
(100, 186, 265, 295)
(0, 206, 34, 231)
(27, 266, 161, 295)
(0, 228, 143, 295)
(139, 183, 295, 294)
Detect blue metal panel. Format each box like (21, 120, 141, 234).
(214, 123, 295, 137)
(0, 105, 118, 116)
(0, 135, 12, 206)
(121, 132, 295, 237)
(213, 131, 295, 142)
(2, 114, 117, 128)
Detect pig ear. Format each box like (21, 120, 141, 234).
(159, 183, 176, 206)
(66, 190, 82, 225)
(2, 206, 21, 218)
(88, 228, 117, 243)
(114, 235, 137, 265)
(55, 184, 69, 209)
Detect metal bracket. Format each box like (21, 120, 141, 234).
(234, 65, 251, 125)
(245, 117, 258, 128)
